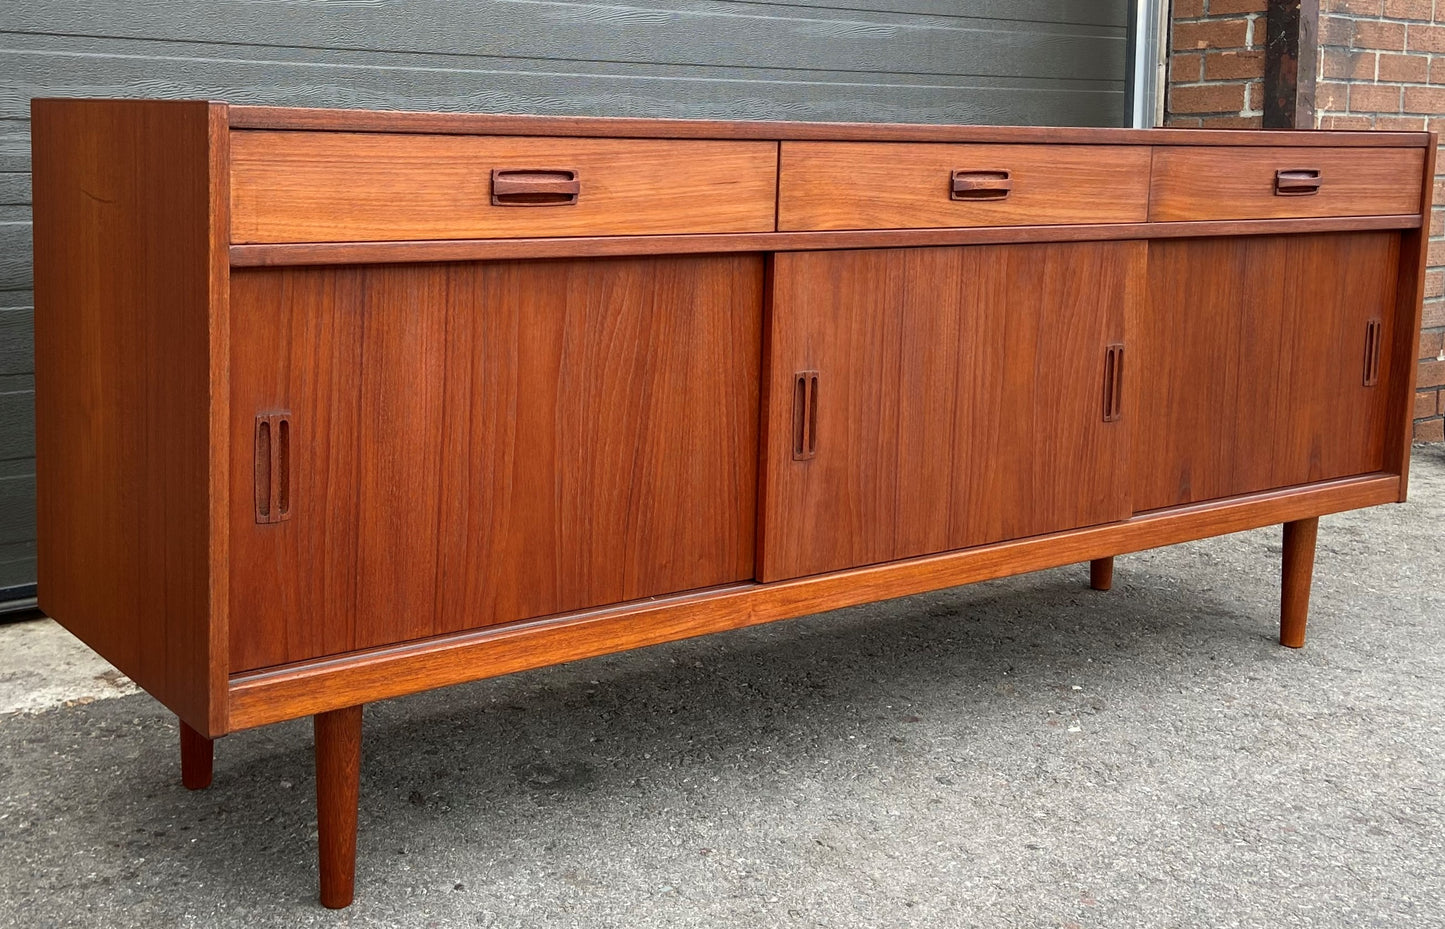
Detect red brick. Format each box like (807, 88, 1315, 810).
(1417, 391, 1440, 419)
(1248, 81, 1264, 110)
(1425, 298, 1445, 328)
(1351, 82, 1402, 113)
(1170, 82, 1249, 113)
(1325, 0, 1383, 12)
(1205, 49, 1265, 80)
(1173, 0, 1205, 16)
(1376, 115, 1429, 130)
(1384, 0, 1434, 19)
(1322, 48, 1376, 80)
(1173, 18, 1250, 51)
(1201, 114, 1265, 127)
(1406, 23, 1445, 53)
(1432, 208, 1445, 237)
(1421, 330, 1445, 358)
(1418, 358, 1445, 388)
(1316, 80, 1350, 111)
(1354, 19, 1408, 51)
(1427, 238, 1445, 266)
(1414, 417, 1444, 441)
(1427, 268, 1445, 297)
(1171, 52, 1203, 83)
(1321, 15, 1356, 45)
(1377, 53, 1429, 82)
(1404, 85, 1445, 113)
(1212, 0, 1269, 11)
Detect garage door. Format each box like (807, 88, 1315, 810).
(0, 0, 1135, 604)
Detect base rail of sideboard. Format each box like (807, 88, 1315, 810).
(226, 471, 1401, 732)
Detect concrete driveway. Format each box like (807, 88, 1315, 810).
(3, 449, 1444, 928)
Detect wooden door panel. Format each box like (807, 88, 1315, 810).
(1133, 232, 1398, 512)
(230, 255, 761, 672)
(760, 242, 1139, 582)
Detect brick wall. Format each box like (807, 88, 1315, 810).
(1168, 0, 1445, 440)
(1167, 0, 1268, 127)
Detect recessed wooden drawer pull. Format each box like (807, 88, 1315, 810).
(950, 169, 1012, 201)
(1102, 343, 1124, 422)
(490, 168, 580, 206)
(1274, 169, 1322, 196)
(792, 371, 820, 460)
(1363, 318, 1384, 386)
(254, 411, 292, 524)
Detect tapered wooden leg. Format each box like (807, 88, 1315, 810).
(315, 705, 364, 909)
(179, 719, 213, 790)
(1089, 557, 1114, 591)
(1280, 517, 1319, 649)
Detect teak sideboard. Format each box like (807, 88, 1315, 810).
(32, 99, 1435, 908)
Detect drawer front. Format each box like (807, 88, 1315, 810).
(230, 131, 779, 243)
(777, 142, 1151, 231)
(1149, 146, 1424, 221)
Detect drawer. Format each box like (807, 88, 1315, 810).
(1149, 146, 1425, 221)
(777, 142, 1151, 231)
(230, 131, 779, 243)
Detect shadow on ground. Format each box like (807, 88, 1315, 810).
(4, 447, 1444, 928)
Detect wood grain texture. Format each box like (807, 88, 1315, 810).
(179, 719, 214, 790)
(1149, 147, 1425, 221)
(226, 214, 1424, 268)
(227, 106, 1431, 147)
(778, 143, 1150, 230)
(759, 243, 1138, 581)
(1280, 516, 1318, 648)
(1132, 233, 1399, 512)
(228, 256, 761, 672)
(1089, 557, 1114, 591)
(315, 705, 363, 909)
(1387, 132, 1438, 498)
(230, 132, 778, 243)
(227, 472, 1399, 730)
(32, 98, 228, 737)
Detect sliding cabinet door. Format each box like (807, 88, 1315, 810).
(760, 242, 1140, 581)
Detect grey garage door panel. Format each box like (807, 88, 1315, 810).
(0, 223, 30, 292)
(7, 2, 1126, 81)
(0, 462, 35, 545)
(0, 542, 36, 591)
(5, 0, 1130, 27)
(0, 377, 34, 462)
(1, 55, 1125, 131)
(0, 173, 28, 206)
(0, 303, 32, 377)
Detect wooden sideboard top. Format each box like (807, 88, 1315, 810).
(225, 103, 1433, 147)
(32, 98, 1435, 148)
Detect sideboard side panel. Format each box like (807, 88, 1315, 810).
(32, 99, 227, 735)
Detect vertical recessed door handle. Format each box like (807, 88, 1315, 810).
(1363, 318, 1383, 386)
(1103, 344, 1124, 422)
(792, 371, 819, 460)
(255, 411, 292, 524)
